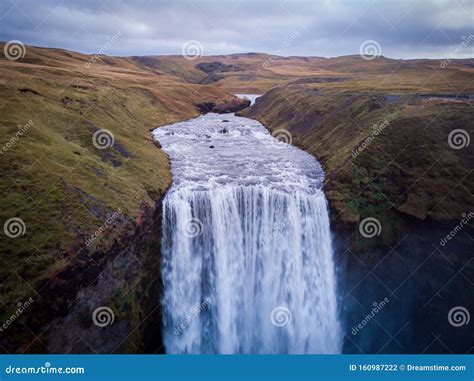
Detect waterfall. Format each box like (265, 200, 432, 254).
(153, 109, 341, 354)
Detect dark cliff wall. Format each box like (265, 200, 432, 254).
(47, 202, 166, 354)
(2, 202, 166, 354)
(242, 87, 474, 353)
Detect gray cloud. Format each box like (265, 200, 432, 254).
(0, 0, 472, 58)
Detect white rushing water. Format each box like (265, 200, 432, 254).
(152, 101, 341, 354)
(233, 94, 260, 106)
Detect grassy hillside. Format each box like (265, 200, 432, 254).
(143, 53, 474, 93)
(132, 53, 321, 93)
(242, 66, 474, 249)
(0, 43, 247, 352)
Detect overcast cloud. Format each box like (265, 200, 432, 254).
(0, 0, 472, 59)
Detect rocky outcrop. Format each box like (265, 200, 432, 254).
(195, 62, 252, 84)
(195, 97, 250, 114)
(6, 202, 166, 354)
(195, 61, 244, 74)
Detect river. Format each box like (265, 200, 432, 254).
(152, 96, 341, 354)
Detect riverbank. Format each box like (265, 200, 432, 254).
(0, 43, 247, 353)
(241, 87, 473, 249)
(240, 87, 474, 353)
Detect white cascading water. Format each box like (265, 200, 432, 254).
(152, 96, 341, 354)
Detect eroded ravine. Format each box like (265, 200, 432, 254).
(152, 97, 342, 354)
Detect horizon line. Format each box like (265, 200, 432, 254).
(1, 41, 473, 62)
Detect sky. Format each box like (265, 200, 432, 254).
(0, 0, 473, 59)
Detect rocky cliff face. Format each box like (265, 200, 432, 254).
(2, 201, 166, 354)
(195, 98, 251, 114)
(242, 87, 474, 353)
